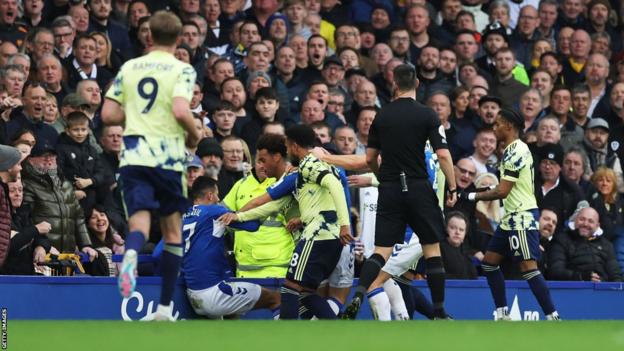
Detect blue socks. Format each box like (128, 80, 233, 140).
(159, 242, 183, 306)
(523, 269, 556, 315)
(125, 230, 146, 253)
(482, 263, 507, 308)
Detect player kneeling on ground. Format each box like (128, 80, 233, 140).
(183, 176, 280, 319)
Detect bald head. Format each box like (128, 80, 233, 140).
(574, 207, 600, 238)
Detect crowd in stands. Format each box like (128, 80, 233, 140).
(0, 0, 622, 283)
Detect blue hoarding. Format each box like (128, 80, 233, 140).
(0, 276, 622, 320)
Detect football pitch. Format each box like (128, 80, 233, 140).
(6, 321, 624, 351)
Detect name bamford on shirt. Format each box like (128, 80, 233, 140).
(132, 62, 175, 71)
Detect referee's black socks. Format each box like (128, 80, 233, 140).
(355, 253, 386, 299)
(425, 256, 447, 317)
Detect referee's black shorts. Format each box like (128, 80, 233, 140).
(374, 178, 446, 247)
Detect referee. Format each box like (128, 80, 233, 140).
(343, 64, 457, 319)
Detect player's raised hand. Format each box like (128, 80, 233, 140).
(339, 225, 354, 246)
(218, 212, 239, 226)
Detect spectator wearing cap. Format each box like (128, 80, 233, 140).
(6, 84, 59, 147)
(535, 142, 586, 230)
(0, 145, 23, 271)
(510, 5, 541, 68)
(584, 53, 612, 119)
(56, 92, 90, 133)
(187, 155, 205, 189)
(545, 86, 584, 151)
(245, 70, 272, 101)
(585, 0, 623, 55)
(476, 21, 509, 78)
(196, 137, 224, 180)
(581, 118, 624, 193)
(321, 56, 345, 90)
(547, 207, 623, 282)
(264, 12, 289, 49)
(21, 140, 97, 259)
(416, 46, 455, 104)
(491, 48, 529, 107)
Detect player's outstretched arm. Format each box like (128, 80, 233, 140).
(312, 147, 369, 171)
(239, 193, 273, 212)
(473, 179, 514, 201)
(101, 98, 125, 126)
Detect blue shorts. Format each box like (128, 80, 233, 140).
(286, 239, 342, 290)
(119, 165, 189, 218)
(487, 227, 541, 262)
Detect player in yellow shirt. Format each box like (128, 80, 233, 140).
(461, 109, 560, 321)
(101, 11, 201, 321)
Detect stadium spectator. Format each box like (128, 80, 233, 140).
(538, 208, 558, 273)
(6, 84, 59, 147)
(196, 137, 223, 180)
(547, 207, 623, 282)
(332, 125, 356, 155)
(474, 172, 503, 232)
(85, 205, 124, 276)
(581, 118, 624, 193)
(563, 147, 593, 195)
(64, 34, 114, 90)
(440, 211, 478, 279)
(588, 167, 624, 242)
(21, 140, 97, 260)
(570, 83, 591, 129)
(546, 86, 584, 151)
(535, 143, 585, 230)
(217, 136, 250, 196)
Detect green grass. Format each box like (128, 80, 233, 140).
(7, 321, 624, 351)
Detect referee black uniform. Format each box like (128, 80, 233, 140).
(344, 64, 452, 320)
(367, 96, 448, 248)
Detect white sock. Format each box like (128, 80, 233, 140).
(156, 303, 172, 316)
(367, 287, 392, 321)
(383, 279, 409, 320)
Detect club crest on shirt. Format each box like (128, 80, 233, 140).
(611, 141, 620, 151)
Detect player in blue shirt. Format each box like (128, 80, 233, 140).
(183, 176, 280, 319)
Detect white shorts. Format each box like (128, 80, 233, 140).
(186, 281, 261, 319)
(381, 233, 423, 277)
(322, 244, 354, 289)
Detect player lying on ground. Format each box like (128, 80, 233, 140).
(182, 176, 280, 319)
